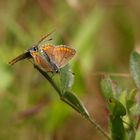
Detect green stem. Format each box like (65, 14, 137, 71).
(34, 65, 111, 140)
(34, 65, 61, 96)
(35, 65, 83, 113)
(86, 116, 112, 140)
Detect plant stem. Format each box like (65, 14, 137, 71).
(86, 116, 112, 140)
(34, 65, 61, 96)
(34, 65, 111, 140)
(93, 72, 131, 78)
(35, 65, 84, 113)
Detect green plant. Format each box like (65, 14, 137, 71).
(9, 32, 111, 139)
(10, 44, 140, 140)
(34, 63, 111, 140)
(99, 51, 140, 140)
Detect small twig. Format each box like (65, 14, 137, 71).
(93, 72, 131, 78)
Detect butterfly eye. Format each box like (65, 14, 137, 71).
(33, 46, 38, 51)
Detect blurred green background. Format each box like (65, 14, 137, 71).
(0, 0, 139, 140)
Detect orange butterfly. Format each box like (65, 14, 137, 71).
(9, 32, 76, 73)
(29, 46, 58, 72)
(41, 44, 76, 69)
(30, 44, 76, 73)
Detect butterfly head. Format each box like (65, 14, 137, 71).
(29, 45, 38, 52)
(28, 45, 38, 55)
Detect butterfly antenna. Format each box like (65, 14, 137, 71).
(36, 30, 55, 46)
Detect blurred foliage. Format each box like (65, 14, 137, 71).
(0, 0, 140, 140)
(100, 51, 140, 140)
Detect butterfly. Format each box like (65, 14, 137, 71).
(29, 44, 76, 73)
(9, 32, 76, 73)
(40, 44, 76, 72)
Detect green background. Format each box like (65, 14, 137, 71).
(0, 0, 139, 140)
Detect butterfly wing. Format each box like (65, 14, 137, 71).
(41, 44, 55, 59)
(51, 45, 76, 68)
(42, 44, 76, 68)
(42, 45, 76, 68)
(30, 51, 53, 72)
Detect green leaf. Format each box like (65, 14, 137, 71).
(108, 98, 126, 140)
(62, 91, 89, 118)
(124, 89, 136, 140)
(60, 64, 74, 92)
(110, 116, 126, 140)
(101, 76, 114, 99)
(101, 77, 127, 116)
(126, 89, 136, 113)
(133, 102, 140, 115)
(130, 51, 140, 89)
(108, 97, 126, 117)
